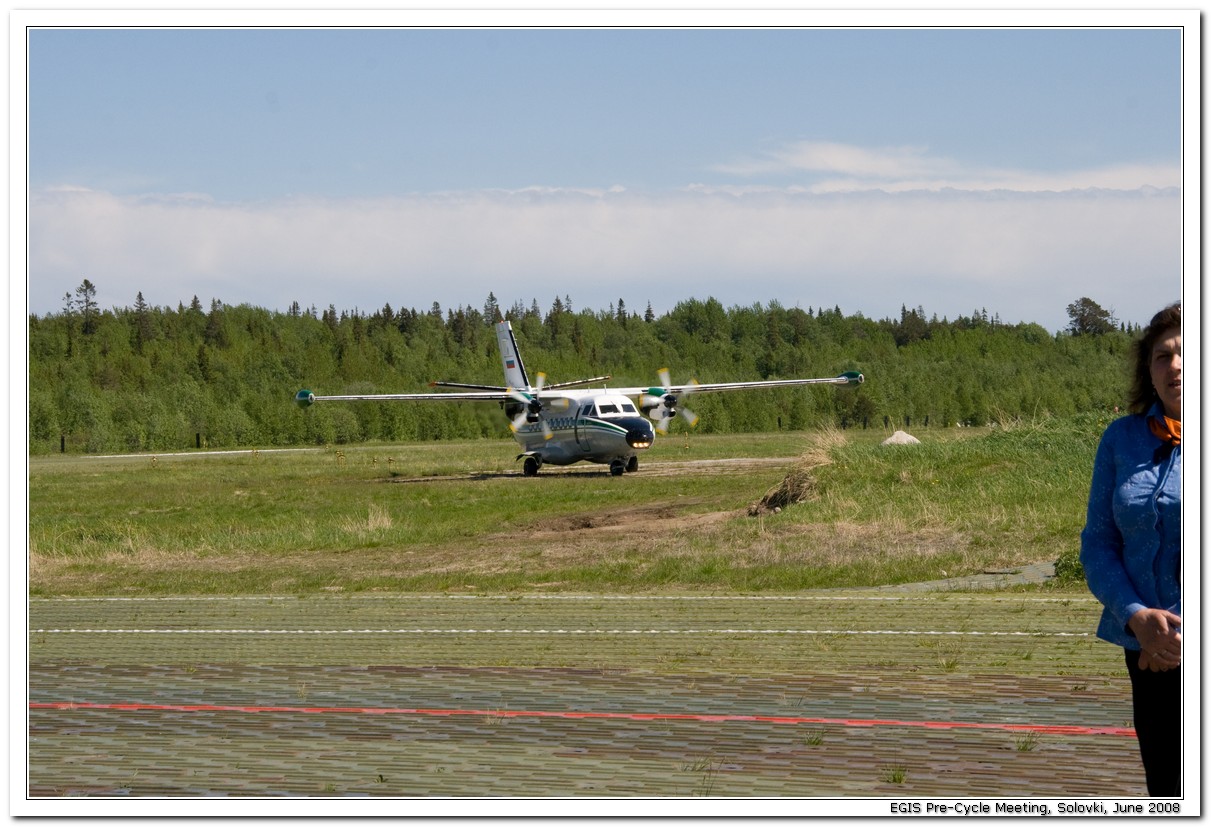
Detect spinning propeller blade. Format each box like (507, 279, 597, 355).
(508, 373, 554, 440)
(650, 369, 700, 434)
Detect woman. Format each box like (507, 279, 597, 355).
(1080, 301, 1181, 797)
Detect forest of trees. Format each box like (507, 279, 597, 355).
(28, 287, 1140, 454)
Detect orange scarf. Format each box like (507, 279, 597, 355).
(1149, 415, 1181, 447)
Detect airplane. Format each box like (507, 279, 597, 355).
(295, 319, 863, 477)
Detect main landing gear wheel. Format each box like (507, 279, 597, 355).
(523, 455, 542, 477)
(626, 456, 639, 473)
(609, 459, 626, 477)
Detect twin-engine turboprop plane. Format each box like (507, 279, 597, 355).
(295, 319, 863, 476)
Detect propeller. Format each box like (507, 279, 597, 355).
(641, 368, 701, 434)
(507, 373, 568, 441)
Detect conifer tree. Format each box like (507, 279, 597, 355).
(1065, 297, 1117, 336)
(483, 292, 500, 323)
(75, 279, 99, 335)
(133, 291, 154, 351)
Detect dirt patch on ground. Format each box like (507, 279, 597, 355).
(520, 500, 732, 536)
(385, 457, 794, 484)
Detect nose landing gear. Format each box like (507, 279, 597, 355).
(609, 456, 639, 476)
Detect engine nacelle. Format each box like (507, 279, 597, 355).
(505, 399, 542, 423)
(641, 393, 678, 423)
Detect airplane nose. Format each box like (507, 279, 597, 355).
(627, 422, 655, 449)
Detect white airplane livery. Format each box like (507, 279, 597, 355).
(296, 319, 864, 476)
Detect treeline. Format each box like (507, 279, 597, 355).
(28, 289, 1138, 454)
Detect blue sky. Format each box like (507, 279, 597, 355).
(25, 20, 1191, 332)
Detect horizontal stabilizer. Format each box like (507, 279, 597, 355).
(430, 381, 510, 392)
(542, 375, 613, 390)
(430, 375, 611, 393)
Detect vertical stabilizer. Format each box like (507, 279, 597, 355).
(497, 320, 530, 390)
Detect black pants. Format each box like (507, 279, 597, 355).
(1125, 649, 1182, 796)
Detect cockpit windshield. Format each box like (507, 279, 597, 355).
(592, 397, 639, 417)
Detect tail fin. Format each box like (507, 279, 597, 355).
(497, 320, 530, 390)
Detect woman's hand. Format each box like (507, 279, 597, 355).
(1129, 608, 1182, 670)
(1137, 649, 1174, 672)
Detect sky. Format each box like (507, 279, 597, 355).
(22, 16, 1193, 333)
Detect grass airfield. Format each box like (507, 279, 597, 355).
(25, 424, 1152, 803)
(29, 425, 1098, 596)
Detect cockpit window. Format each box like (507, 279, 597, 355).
(598, 404, 620, 415)
(621, 402, 637, 413)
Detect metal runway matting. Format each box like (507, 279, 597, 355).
(26, 592, 1146, 798)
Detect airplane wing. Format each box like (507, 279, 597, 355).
(294, 385, 577, 440)
(611, 371, 864, 398)
(295, 389, 511, 407)
(294, 386, 582, 409)
(609, 371, 863, 433)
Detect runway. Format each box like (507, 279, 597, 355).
(24, 590, 1148, 802)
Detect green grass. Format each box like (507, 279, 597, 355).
(880, 764, 909, 784)
(1015, 732, 1041, 752)
(27, 416, 1106, 597)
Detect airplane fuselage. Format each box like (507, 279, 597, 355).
(507, 391, 655, 475)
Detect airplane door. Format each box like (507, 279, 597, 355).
(575, 404, 593, 452)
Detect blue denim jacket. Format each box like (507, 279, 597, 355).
(1080, 403, 1182, 649)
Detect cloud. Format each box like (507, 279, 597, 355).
(714, 141, 957, 180)
(712, 140, 1182, 194)
(28, 182, 1180, 333)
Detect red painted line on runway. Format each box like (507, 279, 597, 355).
(28, 701, 1136, 737)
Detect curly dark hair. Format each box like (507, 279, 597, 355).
(1128, 302, 1181, 414)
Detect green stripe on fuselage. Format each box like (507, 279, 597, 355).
(518, 417, 630, 436)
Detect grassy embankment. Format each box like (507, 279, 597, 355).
(27, 414, 1107, 597)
